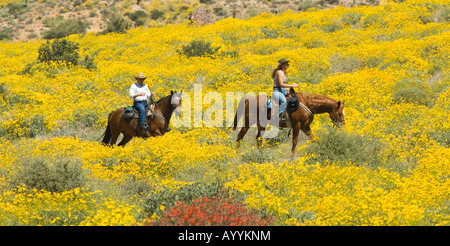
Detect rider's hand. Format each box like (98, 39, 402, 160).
(293, 84, 299, 88)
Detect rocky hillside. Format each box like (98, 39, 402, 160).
(0, 0, 378, 42)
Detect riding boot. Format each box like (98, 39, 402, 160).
(141, 124, 150, 135)
(278, 113, 287, 127)
(279, 118, 286, 128)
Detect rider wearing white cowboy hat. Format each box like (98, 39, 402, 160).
(129, 72, 154, 133)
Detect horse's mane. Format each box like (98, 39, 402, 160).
(155, 94, 172, 104)
(302, 93, 336, 104)
(302, 93, 334, 101)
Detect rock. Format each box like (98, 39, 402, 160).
(189, 7, 214, 26)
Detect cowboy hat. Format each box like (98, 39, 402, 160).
(135, 72, 147, 80)
(278, 58, 290, 65)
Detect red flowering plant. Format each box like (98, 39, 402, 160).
(152, 196, 274, 226)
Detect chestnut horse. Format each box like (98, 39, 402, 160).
(101, 91, 182, 146)
(233, 92, 345, 157)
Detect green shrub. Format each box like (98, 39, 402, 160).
(38, 39, 80, 65)
(213, 7, 227, 16)
(0, 27, 13, 40)
(301, 126, 385, 169)
(7, 3, 28, 18)
(429, 128, 450, 147)
(0, 82, 7, 98)
(322, 22, 342, 33)
(298, 1, 322, 11)
(393, 87, 429, 106)
(341, 12, 364, 26)
(324, 0, 340, 4)
(247, 8, 259, 18)
(73, 0, 83, 8)
(362, 13, 384, 28)
(12, 156, 86, 193)
(2, 114, 48, 139)
(392, 79, 433, 106)
(126, 10, 148, 26)
(180, 40, 220, 58)
(329, 53, 361, 74)
(102, 14, 130, 34)
(440, 5, 450, 22)
(261, 27, 280, 39)
(150, 9, 164, 20)
(73, 110, 99, 128)
(79, 54, 97, 70)
(26, 115, 47, 138)
(41, 17, 90, 39)
(241, 148, 277, 164)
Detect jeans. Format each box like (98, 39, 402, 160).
(272, 88, 287, 117)
(133, 100, 147, 128)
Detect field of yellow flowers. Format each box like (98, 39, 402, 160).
(0, 0, 449, 226)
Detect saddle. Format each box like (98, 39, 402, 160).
(122, 104, 154, 120)
(266, 88, 299, 113)
(287, 87, 299, 112)
(122, 102, 167, 136)
(265, 88, 301, 128)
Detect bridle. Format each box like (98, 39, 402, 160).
(331, 108, 345, 125)
(151, 93, 182, 124)
(297, 93, 345, 126)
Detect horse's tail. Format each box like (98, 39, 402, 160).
(233, 97, 247, 131)
(101, 112, 113, 145)
(232, 111, 239, 131)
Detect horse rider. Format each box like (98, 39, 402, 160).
(129, 72, 154, 134)
(271, 58, 298, 121)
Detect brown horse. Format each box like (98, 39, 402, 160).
(232, 92, 345, 157)
(101, 91, 182, 146)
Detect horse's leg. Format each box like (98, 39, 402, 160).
(109, 121, 121, 146)
(291, 122, 301, 158)
(152, 130, 163, 136)
(236, 127, 249, 149)
(109, 131, 120, 146)
(118, 132, 133, 147)
(302, 125, 314, 139)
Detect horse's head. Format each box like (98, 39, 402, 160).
(329, 100, 345, 127)
(170, 90, 182, 117)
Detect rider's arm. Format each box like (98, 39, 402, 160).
(144, 85, 151, 100)
(276, 71, 298, 88)
(129, 84, 136, 99)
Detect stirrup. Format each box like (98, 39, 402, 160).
(141, 124, 150, 132)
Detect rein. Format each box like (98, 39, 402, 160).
(151, 94, 181, 126)
(149, 106, 167, 124)
(151, 97, 170, 126)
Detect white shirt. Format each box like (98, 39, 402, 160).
(129, 82, 151, 101)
